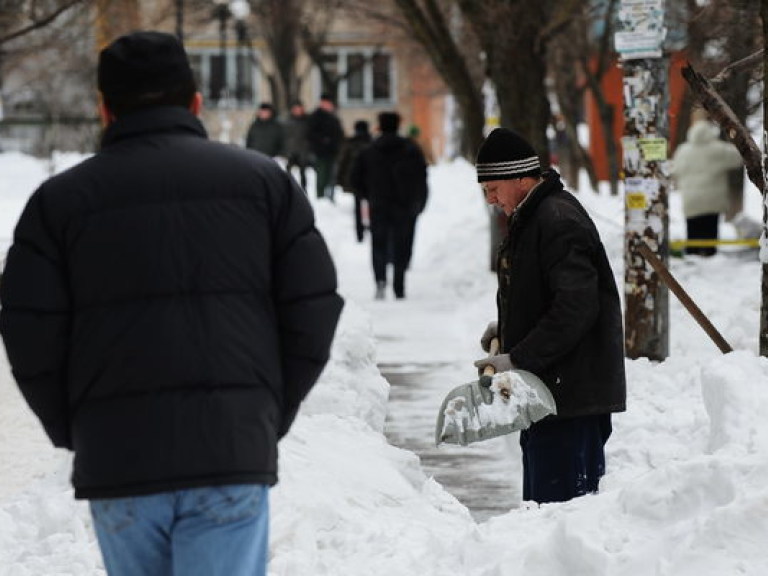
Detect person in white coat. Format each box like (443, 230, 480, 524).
(671, 119, 743, 256)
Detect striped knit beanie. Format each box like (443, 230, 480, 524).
(475, 128, 541, 182)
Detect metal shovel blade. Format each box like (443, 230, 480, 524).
(435, 369, 557, 447)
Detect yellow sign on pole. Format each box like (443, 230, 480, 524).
(639, 137, 668, 161)
(626, 192, 647, 210)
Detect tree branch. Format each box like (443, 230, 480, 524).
(710, 48, 764, 89)
(0, 0, 85, 46)
(681, 62, 764, 193)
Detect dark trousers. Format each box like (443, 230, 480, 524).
(370, 209, 415, 297)
(314, 155, 336, 200)
(286, 153, 308, 191)
(520, 414, 612, 504)
(354, 195, 365, 242)
(685, 213, 719, 256)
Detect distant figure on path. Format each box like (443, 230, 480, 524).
(0, 31, 343, 576)
(245, 102, 285, 158)
(307, 93, 345, 201)
(283, 100, 311, 190)
(337, 119, 373, 242)
(351, 111, 428, 300)
(671, 118, 743, 256)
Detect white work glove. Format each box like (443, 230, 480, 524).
(480, 321, 498, 353)
(473, 353, 514, 374)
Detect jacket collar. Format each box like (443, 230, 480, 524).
(510, 170, 564, 224)
(101, 106, 208, 149)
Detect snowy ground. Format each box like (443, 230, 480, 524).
(1, 150, 767, 575)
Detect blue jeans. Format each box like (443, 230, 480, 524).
(90, 484, 269, 576)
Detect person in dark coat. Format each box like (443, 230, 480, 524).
(0, 31, 343, 576)
(245, 102, 284, 158)
(472, 128, 626, 505)
(283, 100, 311, 190)
(351, 111, 428, 300)
(307, 94, 345, 201)
(337, 119, 372, 242)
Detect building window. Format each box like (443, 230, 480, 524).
(187, 48, 257, 108)
(320, 49, 394, 106)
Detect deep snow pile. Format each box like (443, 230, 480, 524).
(1, 152, 767, 575)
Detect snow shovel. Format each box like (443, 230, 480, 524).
(435, 338, 557, 447)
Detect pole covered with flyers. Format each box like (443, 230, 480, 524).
(615, 0, 670, 360)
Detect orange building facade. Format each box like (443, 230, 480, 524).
(586, 51, 689, 181)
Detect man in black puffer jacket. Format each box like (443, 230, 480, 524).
(0, 31, 343, 576)
(473, 128, 625, 505)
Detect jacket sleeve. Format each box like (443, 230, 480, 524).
(509, 209, 601, 374)
(0, 188, 72, 449)
(271, 175, 344, 437)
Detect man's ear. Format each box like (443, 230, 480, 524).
(189, 92, 203, 116)
(97, 93, 116, 127)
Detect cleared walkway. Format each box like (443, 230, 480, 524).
(380, 362, 520, 523)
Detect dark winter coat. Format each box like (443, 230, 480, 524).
(307, 108, 345, 159)
(337, 133, 372, 194)
(497, 170, 625, 419)
(283, 113, 311, 162)
(245, 116, 284, 157)
(350, 133, 428, 216)
(0, 106, 343, 499)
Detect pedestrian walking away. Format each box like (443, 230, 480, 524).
(307, 93, 345, 201)
(670, 114, 743, 256)
(472, 127, 626, 505)
(351, 111, 428, 300)
(337, 119, 373, 242)
(245, 102, 285, 158)
(283, 100, 311, 190)
(0, 31, 343, 576)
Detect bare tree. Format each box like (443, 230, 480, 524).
(678, 0, 762, 219)
(251, 0, 304, 113)
(549, 0, 616, 192)
(680, 25, 766, 354)
(457, 0, 581, 160)
(382, 0, 485, 158)
(0, 0, 87, 45)
(763, 0, 768, 357)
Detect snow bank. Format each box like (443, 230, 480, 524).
(2, 151, 768, 575)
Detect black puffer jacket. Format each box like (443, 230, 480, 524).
(498, 171, 625, 418)
(350, 133, 428, 215)
(0, 107, 343, 499)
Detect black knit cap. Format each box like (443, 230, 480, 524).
(98, 31, 195, 98)
(475, 127, 541, 182)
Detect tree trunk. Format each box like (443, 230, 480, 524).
(392, 0, 485, 158)
(760, 0, 768, 357)
(720, 0, 759, 220)
(457, 0, 555, 162)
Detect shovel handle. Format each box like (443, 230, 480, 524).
(483, 337, 500, 376)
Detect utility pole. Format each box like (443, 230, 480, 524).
(615, 0, 670, 360)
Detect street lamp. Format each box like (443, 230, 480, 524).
(212, 0, 231, 106)
(176, 0, 184, 43)
(230, 0, 250, 104)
